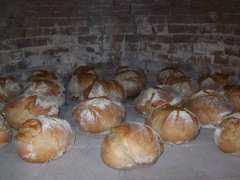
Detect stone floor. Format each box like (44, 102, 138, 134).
(1, 99, 240, 180)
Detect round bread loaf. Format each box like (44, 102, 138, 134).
(223, 85, 240, 112)
(16, 116, 75, 163)
(135, 85, 181, 116)
(101, 122, 164, 169)
(68, 66, 98, 100)
(29, 69, 58, 82)
(0, 76, 22, 102)
(3, 95, 59, 129)
(146, 105, 199, 144)
(0, 114, 12, 147)
(72, 97, 125, 134)
(157, 66, 185, 84)
(88, 80, 125, 101)
(187, 90, 233, 128)
(214, 113, 240, 156)
(198, 73, 231, 90)
(24, 79, 65, 106)
(115, 66, 145, 98)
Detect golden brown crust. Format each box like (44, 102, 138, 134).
(115, 66, 145, 97)
(16, 117, 74, 163)
(187, 90, 233, 127)
(88, 80, 125, 101)
(101, 122, 164, 169)
(215, 114, 240, 156)
(157, 66, 185, 84)
(146, 105, 199, 144)
(198, 73, 231, 90)
(135, 86, 181, 116)
(30, 70, 58, 82)
(3, 95, 58, 129)
(72, 97, 125, 134)
(223, 85, 240, 112)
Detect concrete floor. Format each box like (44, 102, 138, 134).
(0, 100, 240, 180)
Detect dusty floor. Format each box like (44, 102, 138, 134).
(0, 100, 239, 180)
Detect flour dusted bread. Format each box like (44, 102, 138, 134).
(115, 66, 145, 98)
(146, 105, 199, 144)
(135, 85, 181, 116)
(223, 85, 240, 112)
(101, 122, 163, 169)
(72, 97, 125, 134)
(88, 80, 125, 101)
(68, 65, 98, 100)
(157, 66, 185, 84)
(0, 114, 12, 147)
(24, 79, 65, 106)
(198, 73, 231, 90)
(0, 76, 22, 102)
(3, 95, 59, 129)
(187, 90, 233, 128)
(214, 113, 240, 156)
(16, 116, 74, 163)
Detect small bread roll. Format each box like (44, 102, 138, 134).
(3, 95, 59, 129)
(88, 80, 125, 101)
(68, 66, 98, 100)
(16, 116, 74, 163)
(187, 90, 233, 128)
(135, 85, 181, 116)
(101, 122, 164, 169)
(72, 97, 125, 134)
(223, 85, 240, 112)
(0, 114, 12, 147)
(0, 76, 22, 101)
(214, 113, 240, 156)
(157, 66, 185, 84)
(198, 73, 231, 90)
(24, 79, 65, 106)
(146, 105, 199, 144)
(115, 66, 145, 98)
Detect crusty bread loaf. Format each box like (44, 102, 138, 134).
(101, 122, 164, 169)
(88, 80, 125, 101)
(187, 90, 233, 128)
(3, 95, 59, 129)
(68, 66, 98, 100)
(0, 114, 12, 147)
(214, 113, 240, 156)
(115, 66, 145, 98)
(72, 97, 125, 134)
(198, 72, 231, 90)
(146, 105, 199, 144)
(16, 116, 75, 163)
(135, 85, 181, 117)
(223, 85, 240, 112)
(157, 66, 185, 84)
(0, 76, 22, 102)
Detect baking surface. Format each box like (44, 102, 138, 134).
(0, 100, 240, 180)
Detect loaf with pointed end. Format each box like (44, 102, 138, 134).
(16, 116, 75, 163)
(214, 113, 240, 156)
(72, 97, 125, 134)
(3, 95, 59, 129)
(187, 90, 233, 128)
(135, 85, 181, 117)
(101, 122, 164, 169)
(146, 105, 199, 144)
(115, 66, 145, 98)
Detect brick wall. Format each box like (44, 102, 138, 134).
(0, 0, 240, 74)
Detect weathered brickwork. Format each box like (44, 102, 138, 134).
(0, 0, 240, 73)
